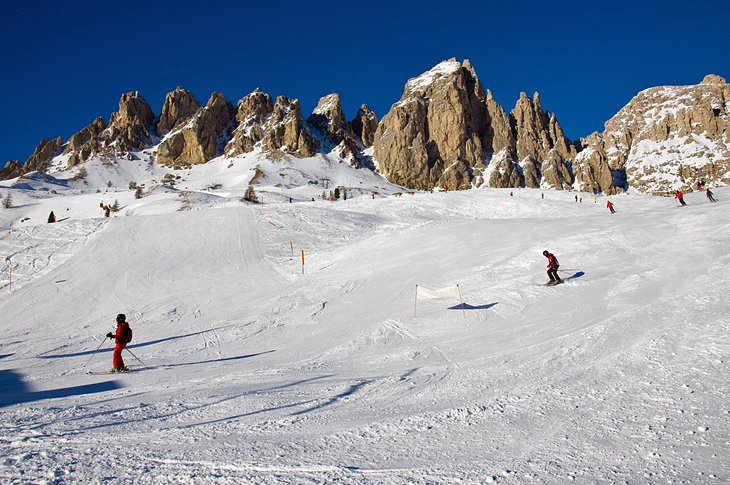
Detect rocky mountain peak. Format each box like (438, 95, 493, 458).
(156, 87, 200, 136)
(573, 74, 730, 195)
(64, 116, 107, 167)
(374, 59, 574, 190)
(261, 96, 319, 157)
(308, 93, 348, 142)
(26, 137, 63, 173)
(224, 89, 275, 157)
(701, 74, 726, 84)
(102, 91, 155, 153)
(351, 104, 378, 147)
(374, 58, 491, 189)
(157, 92, 235, 168)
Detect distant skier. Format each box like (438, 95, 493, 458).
(675, 190, 687, 206)
(575, 195, 578, 202)
(543, 250, 562, 285)
(706, 188, 717, 203)
(106, 314, 132, 372)
(607, 200, 615, 213)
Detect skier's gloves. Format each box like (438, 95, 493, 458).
(106, 332, 113, 338)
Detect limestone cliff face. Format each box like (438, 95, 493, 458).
(0, 160, 22, 180)
(573, 74, 730, 195)
(156, 87, 200, 136)
(101, 91, 155, 153)
(484, 90, 514, 154)
(157, 92, 235, 167)
(261, 96, 319, 157)
(373, 58, 576, 190)
(510, 93, 575, 163)
(374, 59, 488, 189)
(308, 93, 365, 162)
(351, 104, 378, 147)
(225, 91, 320, 158)
(541, 149, 574, 190)
(225, 89, 274, 157)
(488, 148, 522, 188)
(64, 117, 107, 167)
(0, 136, 63, 179)
(22, 137, 64, 173)
(572, 133, 619, 194)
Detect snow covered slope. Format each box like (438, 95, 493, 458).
(0, 180, 728, 483)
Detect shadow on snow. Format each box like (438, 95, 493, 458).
(448, 302, 499, 311)
(0, 369, 121, 408)
(159, 350, 276, 368)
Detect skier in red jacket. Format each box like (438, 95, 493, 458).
(543, 250, 562, 285)
(675, 191, 687, 206)
(607, 200, 615, 213)
(106, 314, 132, 372)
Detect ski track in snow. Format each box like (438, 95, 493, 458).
(0, 187, 729, 483)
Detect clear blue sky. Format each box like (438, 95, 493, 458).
(1, 0, 728, 166)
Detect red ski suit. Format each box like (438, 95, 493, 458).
(111, 322, 131, 370)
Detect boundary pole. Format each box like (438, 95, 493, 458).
(414, 285, 418, 319)
(456, 284, 466, 319)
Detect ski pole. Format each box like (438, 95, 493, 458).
(124, 347, 149, 368)
(82, 337, 108, 368)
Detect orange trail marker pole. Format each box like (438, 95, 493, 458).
(301, 250, 305, 275)
(268, 220, 277, 228)
(290, 241, 294, 257)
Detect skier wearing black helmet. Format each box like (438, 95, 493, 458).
(543, 250, 562, 285)
(106, 313, 133, 372)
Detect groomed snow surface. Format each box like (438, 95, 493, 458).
(1, 178, 728, 483)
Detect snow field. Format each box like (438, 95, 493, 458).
(0, 184, 728, 483)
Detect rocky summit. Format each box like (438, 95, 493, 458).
(575, 74, 730, 195)
(2, 60, 728, 195)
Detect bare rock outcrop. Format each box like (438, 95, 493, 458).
(374, 58, 577, 190)
(510, 92, 576, 162)
(484, 90, 514, 154)
(22, 136, 63, 173)
(64, 116, 107, 167)
(261, 96, 319, 157)
(574, 74, 730, 195)
(308, 94, 349, 143)
(0, 160, 23, 180)
(521, 156, 540, 188)
(225, 89, 275, 157)
(351, 104, 378, 147)
(573, 133, 618, 194)
(158, 92, 235, 167)
(488, 148, 522, 188)
(101, 92, 155, 153)
(541, 149, 573, 190)
(156, 87, 200, 136)
(374, 59, 489, 190)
